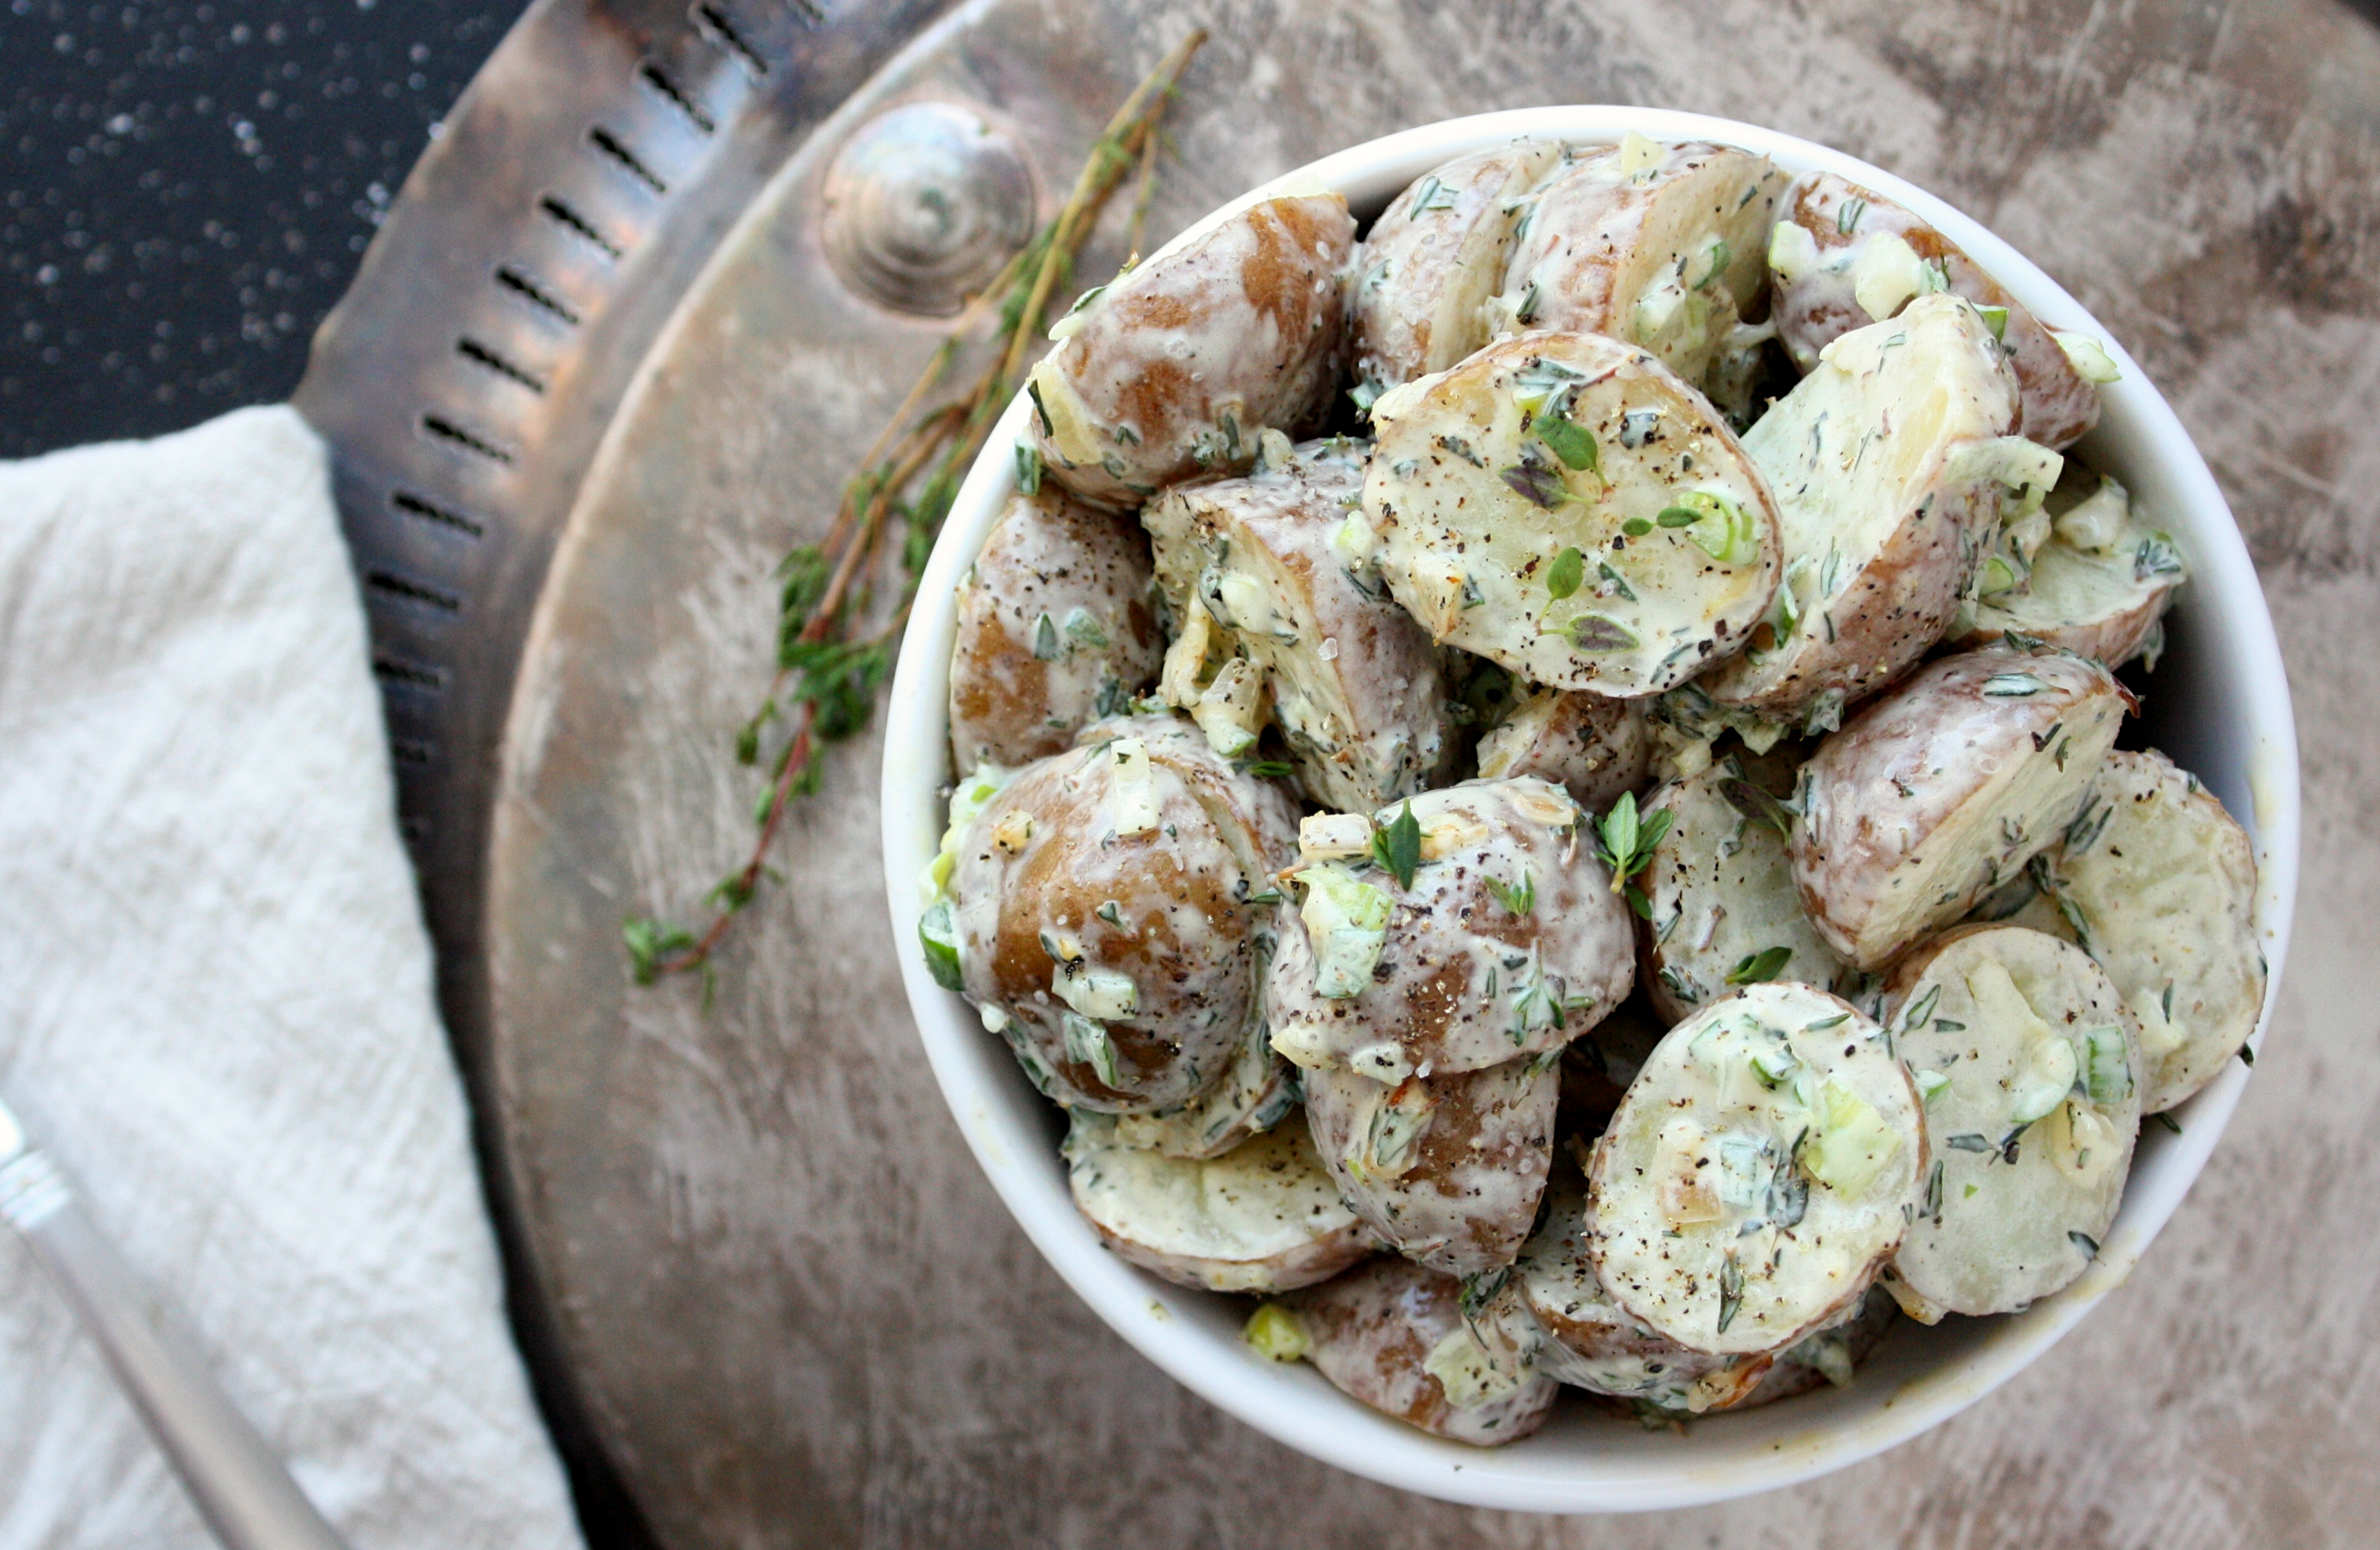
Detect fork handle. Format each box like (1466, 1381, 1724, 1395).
(1, 1152, 350, 1550)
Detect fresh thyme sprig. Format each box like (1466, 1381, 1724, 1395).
(625, 31, 1208, 988)
(1593, 791, 1673, 919)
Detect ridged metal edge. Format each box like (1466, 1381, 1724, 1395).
(289, 1, 962, 1538)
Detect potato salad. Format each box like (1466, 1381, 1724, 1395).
(919, 133, 2260, 1446)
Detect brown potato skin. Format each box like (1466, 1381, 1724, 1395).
(1770, 172, 2100, 450)
(1643, 1288, 1899, 1418)
(1302, 1056, 1559, 1280)
(949, 487, 1164, 770)
(1703, 483, 1983, 720)
(1030, 194, 1356, 509)
(1286, 1256, 1558, 1446)
(950, 717, 1297, 1112)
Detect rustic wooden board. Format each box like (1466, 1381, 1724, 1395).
(485, 1, 2380, 1543)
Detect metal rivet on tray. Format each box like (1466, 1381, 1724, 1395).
(820, 101, 1036, 317)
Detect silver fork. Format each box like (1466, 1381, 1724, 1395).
(0, 1092, 349, 1550)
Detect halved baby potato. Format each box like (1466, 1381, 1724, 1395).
(1265, 777, 1634, 1080)
(1349, 138, 1565, 398)
(1953, 470, 2186, 670)
(2011, 750, 2264, 1113)
(1878, 924, 2142, 1320)
(1302, 1054, 1559, 1280)
(1144, 436, 1457, 810)
(1028, 192, 1355, 509)
(1273, 1256, 1558, 1445)
(948, 715, 1297, 1112)
(1790, 645, 2131, 971)
(1699, 294, 2030, 726)
(948, 485, 1165, 770)
(1767, 171, 2103, 450)
(1473, 686, 1652, 813)
(1064, 1108, 1375, 1293)
(1363, 332, 1781, 696)
(1475, 1158, 1774, 1411)
(1489, 138, 1786, 409)
(1587, 982, 1924, 1356)
(1641, 750, 1858, 1024)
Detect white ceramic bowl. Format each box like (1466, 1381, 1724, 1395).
(879, 107, 2301, 1512)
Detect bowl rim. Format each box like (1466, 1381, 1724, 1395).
(878, 105, 2302, 1513)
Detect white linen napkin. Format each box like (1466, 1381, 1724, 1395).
(0, 406, 585, 1550)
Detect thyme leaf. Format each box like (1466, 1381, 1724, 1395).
(1545, 546, 1585, 600)
(1502, 461, 1570, 509)
(624, 917, 698, 987)
(1535, 409, 1599, 472)
(1371, 801, 1423, 891)
(1721, 776, 1794, 837)
(1484, 869, 1536, 917)
(1726, 945, 1794, 985)
(1594, 791, 1673, 893)
(1565, 612, 1640, 652)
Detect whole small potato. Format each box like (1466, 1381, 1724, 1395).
(948, 715, 1297, 1112)
(1275, 1255, 1558, 1445)
(948, 486, 1164, 770)
(1489, 137, 1786, 411)
(1143, 436, 1457, 811)
(1302, 1054, 1559, 1280)
(1027, 192, 1356, 509)
(1473, 686, 1652, 813)
(1348, 138, 1565, 396)
(1265, 777, 1634, 1080)
(1767, 170, 2102, 450)
(1790, 646, 2131, 971)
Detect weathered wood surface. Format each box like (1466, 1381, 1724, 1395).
(485, 1, 2380, 1543)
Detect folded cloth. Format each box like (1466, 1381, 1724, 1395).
(0, 407, 585, 1550)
